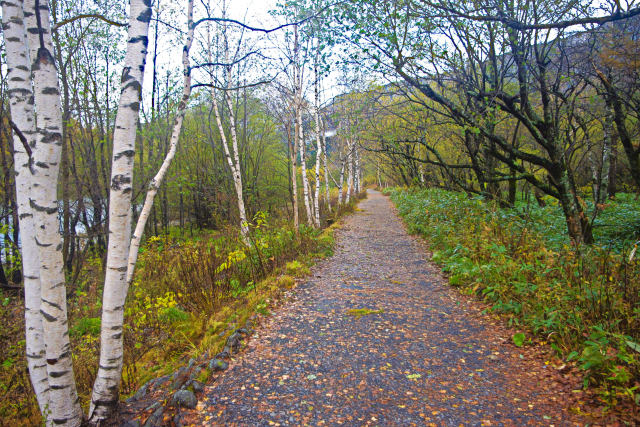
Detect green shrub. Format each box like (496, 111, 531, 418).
(158, 307, 190, 324)
(277, 275, 295, 288)
(70, 317, 101, 337)
(285, 260, 310, 277)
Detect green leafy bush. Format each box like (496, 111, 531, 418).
(70, 317, 101, 337)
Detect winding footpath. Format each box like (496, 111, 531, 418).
(184, 190, 587, 426)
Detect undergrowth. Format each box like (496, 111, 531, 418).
(387, 187, 640, 409)
(0, 192, 366, 424)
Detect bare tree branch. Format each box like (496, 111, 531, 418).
(52, 13, 126, 31)
(417, 1, 640, 30)
(9, 120, 32, 159)
(193, 1, 345, 31)
(191, 78, 274, 91)
(190, 50, 262, 70)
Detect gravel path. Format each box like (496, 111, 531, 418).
(184, 190, 586, 426)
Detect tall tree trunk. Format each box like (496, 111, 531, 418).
(290, 124, 299, 228)
(208, 12, 249, 240)
(598, 107, 614, 204)
(555, 163, 593, 245)
(223, 89, 250, 239)
(24, 0, 83, 423)
(150, 0, 160, 118)
(293, 25, 313, 226)
(128, 0, 194, 284)
(297, 111, 313, 225)
(354, 143, 360, 193)
(89, 0, 152, 422)
(314, 136, 322, 227)
(608, 136, 618, 198)
(51, 2, 72, 274)
(337, 159, 345, 205)
(346, 143, 353, 204)
(595, 69, 640, 191)
(313, 46, 322, 227)
(322, 119, 331, 213)
(2, 0, 51, 417)
(508, 170, 517, 207)
(211, 90, 249, 239)
(589, 151, 599, 202)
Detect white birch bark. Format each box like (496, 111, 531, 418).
(127, 0, 194, 284)
(354, 143, 361, 193)
(90, 0, 152, 422)
(312, 48, 322, 227)
(2, 0, 50, 416)
(223, 89, 250, 239)
(293, 24, 313, 226)
(23, 0, 83, 424)
(298, 112, 314, 225)
(337, 159, 345, 206)
(322, 119, 331, 213)
(208, 11, 249, 240)
(313, 132, 322, 227)
(359, 154, 363, 191)
(210, 91, 250, 239)
(346, 140, 354, 203)
(290, 129, 299, 228)
(289, 29, 299, 229)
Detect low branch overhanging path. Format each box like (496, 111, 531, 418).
(185, 190, 588, 425)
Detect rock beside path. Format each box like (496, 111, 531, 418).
(171, 390, 197, 409)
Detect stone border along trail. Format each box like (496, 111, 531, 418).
(182, 189, 588, 426)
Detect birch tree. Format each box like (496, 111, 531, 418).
(4, 0, 153, 423)
(207, 9, 250, 240)
(23, 0, 84, 423)
(222, 84, 250, 239)
(89, 0, 152, 422)
(290, 109, 300, 228)
(127, 0, 195, 283)
(354, 142, 361, 193)
(297, 110, 314, 225)
(293, 24, 314, 226)
(2, 0, 51, 417)
(322, 118, 331, 212)
(312, 40, 323, 227)
(282, 87, 299, 228)
(345, 139, 354, 203)
(336, 155, 346, 206)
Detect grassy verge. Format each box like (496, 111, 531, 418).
(386, 187, 640, 409)
(0, 193, 365, 424)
